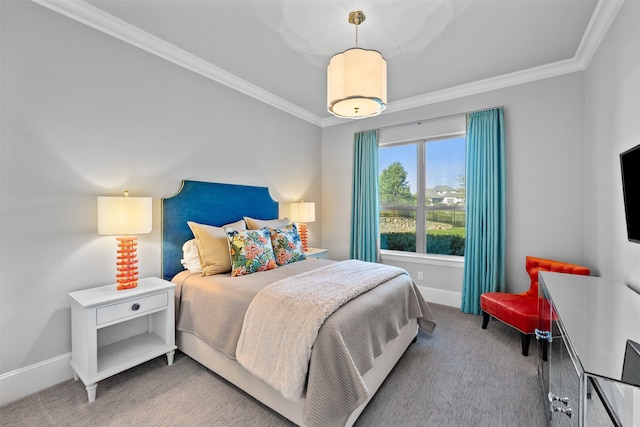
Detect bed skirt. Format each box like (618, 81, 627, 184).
(176, 318, 418, 427)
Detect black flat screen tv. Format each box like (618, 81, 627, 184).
(620, 144, 640, 244)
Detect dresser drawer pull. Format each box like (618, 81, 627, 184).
(551, 404, 572, 418)
(131, 303, 140, 311)
(535, 328, 552, 342)
(548, 392, 569, 405)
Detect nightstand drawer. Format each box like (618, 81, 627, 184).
(305, 248, 329, 259)
(96, 292, 167, 325)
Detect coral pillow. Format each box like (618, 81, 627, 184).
(224, 227, 278, 276)
(269, 224, 306, 266)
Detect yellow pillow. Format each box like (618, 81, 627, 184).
(187, 220, 246, 276)
(244, 216, 290, 230)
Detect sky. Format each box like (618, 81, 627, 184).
(379, 136, 466, 191)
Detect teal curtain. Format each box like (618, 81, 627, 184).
(350, 130, 380, 262)
(461, 108, 506, 314)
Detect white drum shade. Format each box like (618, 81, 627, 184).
(289, 202, 316, 223)
(327, 48, 387, 118)
(97, 196, 152, 235)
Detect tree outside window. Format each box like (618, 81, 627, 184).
(379, 137, 466, 256)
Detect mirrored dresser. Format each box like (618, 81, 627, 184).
(537, 271, 640, 426)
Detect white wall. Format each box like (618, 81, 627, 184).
(584, 4, 640, 421)
(0, 0, 321, 403)
(584, 0, 640, 287)
(321, 72, 587, 298)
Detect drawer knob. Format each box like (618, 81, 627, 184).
(131, 303, 140, 311)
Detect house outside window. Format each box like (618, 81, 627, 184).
(378, 116, 466, 257)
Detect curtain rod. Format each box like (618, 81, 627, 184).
(363, 106, 504, 133)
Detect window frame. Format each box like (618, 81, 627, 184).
(379, 131, 466, 257)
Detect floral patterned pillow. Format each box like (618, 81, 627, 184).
(269, 224, 306, 266)
(224, 227, 278, 277)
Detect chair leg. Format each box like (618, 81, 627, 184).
(521, 333, 532, 356)
(481, 311, 490, 329)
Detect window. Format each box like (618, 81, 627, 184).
(379, 120, 466, 257)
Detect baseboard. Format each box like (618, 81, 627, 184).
(417, 285, 461, 308)
(0, 286, 460, 406)
(0, 352, 74, 406)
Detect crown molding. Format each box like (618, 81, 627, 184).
(391, 58, 582, 114)
(31, 0, 323, 127)
(33, 0, 622, 129)
(320, 58, 584, 127)
(574, 0, 624, 69)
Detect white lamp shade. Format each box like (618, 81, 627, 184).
(289, 202, 316, 223)
(327, 47, 387, 118)
(97, 196, 152, 235)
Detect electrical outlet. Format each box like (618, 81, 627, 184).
(417, 271, 423, 280)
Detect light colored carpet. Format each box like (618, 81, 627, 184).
(0, 304, 547, 426)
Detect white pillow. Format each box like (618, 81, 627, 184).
(181, 239, 202, 273)
(244, 216, 290, 230)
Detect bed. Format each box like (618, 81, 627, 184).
(161, 180, 436, 427)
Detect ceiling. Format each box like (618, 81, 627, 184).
(35, 0, 622, 126)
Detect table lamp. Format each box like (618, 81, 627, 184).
(97, 191, 152, 290)
(289, 201, 315, 252)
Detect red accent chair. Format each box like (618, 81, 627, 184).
(480, 256, 590, 356)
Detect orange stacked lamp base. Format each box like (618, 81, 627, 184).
(115, 236, 139, 290)
(298, 223, 309, 252)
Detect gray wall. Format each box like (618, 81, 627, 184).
(1, 1, 321, 375)
(583, 1, 640, 417)
(321, 72, 587, 296)
(584, 0, 640, 288)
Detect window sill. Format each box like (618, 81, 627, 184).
(380, 250, 464, 269)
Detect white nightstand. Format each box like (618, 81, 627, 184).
(69, 277, 177, 402)
(305, 247, 329, 259)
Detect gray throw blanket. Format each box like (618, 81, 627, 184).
(236, 260, 408, 401)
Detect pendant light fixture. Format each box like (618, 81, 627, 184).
(327, 11, 387, 119)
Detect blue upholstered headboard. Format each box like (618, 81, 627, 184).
(161, 180, 279, 281)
